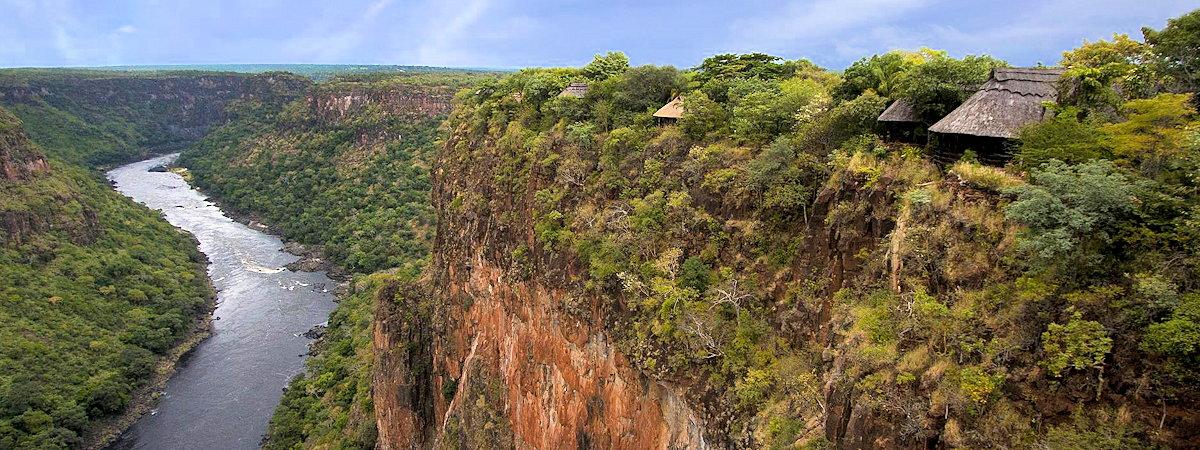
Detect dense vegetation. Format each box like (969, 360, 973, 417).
(433, 9, 1200, 447)
(0, 108, 214, 448)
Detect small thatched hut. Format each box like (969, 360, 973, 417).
(928, 67, 1065, 165)
(877, 98, 923, 144)
(558, 82, 589, 98)
(653, 96, 684, 123)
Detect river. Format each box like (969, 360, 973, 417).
(105, 154, 337, 449)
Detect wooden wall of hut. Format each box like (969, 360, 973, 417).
(881, 122, 926, 145)
(927, 133, 1014, 166)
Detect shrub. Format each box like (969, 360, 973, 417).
(679, 257, 712, 293)
(678, 92, 729, 140)
(1015, 108, 1108, 168)
(950, 161, 1025, 192)
(958, 366, 1004, 405)
(1003, 160, 1137, 268)
(1041, 310, 1113, 377)
(1141, 293, 1200, 371)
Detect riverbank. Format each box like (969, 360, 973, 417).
(80, 237, 217, 450)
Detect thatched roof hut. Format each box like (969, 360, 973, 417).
(877, 98, 924, 144)
(558, 82, 589, 98)
(878, 98, 919, 123)
(653, 96, 684, 120)
(929, 67, 1065, 139)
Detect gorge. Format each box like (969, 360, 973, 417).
(3, 9, 1200, 448)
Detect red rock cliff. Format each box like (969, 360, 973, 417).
(370, 111, 710, 449)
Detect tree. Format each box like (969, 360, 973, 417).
(610, 65, 684, 115)
(1016, 107, 1108, 168)
(796, 91, 886, 153)
(1143, 9, 1200, 101)
(731, 76, 830, 144)
(1004, 160, 1138, 271)
(1142, 293, 1200, 373)
(1059, 34, 1161, 109)
(834, 49, 939, 100)
(678, 92, 729, 140)
(694, 53, 796, 84)
(1100, 93, 1199, 176)
(894, 54, 1007, 123)
(582, 52, 630, 80)
(1042, 310, 1113, 377)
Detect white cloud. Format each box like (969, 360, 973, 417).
(116, 24, 137, 34)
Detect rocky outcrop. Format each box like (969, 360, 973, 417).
(0, 106, 104, 246)
(308, 85, 455, 124)
(370, 112, 710, 449)
(0, 107, 50, 180)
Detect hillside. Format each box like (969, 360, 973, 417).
(368, 24, 1200, 450)
(0, 106, 214, 448)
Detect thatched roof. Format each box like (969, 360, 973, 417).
(928, 67, 1066, 139)
(558, 82, 589, 98)
(878, 99, 919, 123)
(653, 96, 684, 119)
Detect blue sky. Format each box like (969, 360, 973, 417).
(0, 0, 1195, 70)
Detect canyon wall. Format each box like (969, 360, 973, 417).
(0, 107, 50, 181)
(0, 74, 244, 142)
(0, 71, 312, 166)
(307, 85, 455, 124)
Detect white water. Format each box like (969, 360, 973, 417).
(106, 154, 337, 450)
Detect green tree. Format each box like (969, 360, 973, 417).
(1059, 33, 1161, 110)
(678, 92, 729, 139)
(582, 51, 630, 80)
(1142, 293, 1200, 375)
(1004, 160, 1138, 271)
(694, 53, 796, 84)
(1042, 310, 1113, 377)
(834, 49, 938, 100)
(894, 54, 1007, 123)
(1143, 9, 1200, 100)
(1016, 107, 1108, 168)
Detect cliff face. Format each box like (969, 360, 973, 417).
(0, 107, 94, 246)
(373, 254, 709, 449)
(0, 107, 50, 181)
(369, 111, 712, 448)
(307, 85, 455, 124)
(189, 74, 490, 449)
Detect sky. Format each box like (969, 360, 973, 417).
(0, 0, 1196, 70)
